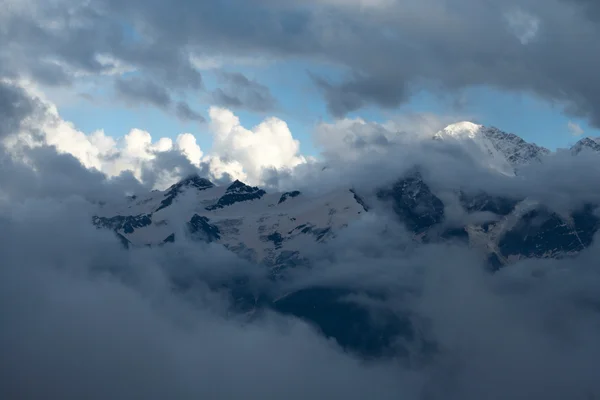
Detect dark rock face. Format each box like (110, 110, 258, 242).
(206, 180, 266, 210)
(162, 233, 175, 243)
(350, 189, 369, 212)
(460, 191, 519, 216)
(116, 233, 132, 249)
(487, 253, 504, 272)
(374, 172, 599, 266)
(458, 191, 599, 266)
(272, 287, 417, 357)
(288, 223, 332, 242)
(156, 175, 214, 212)
(498, 205, 600, 260)
(267, 250, 309, 273)
(440, 227, 470, 243)
(312, 227, 332, 242)
(261, 231, 284, 248)
(571, 204, 600, 248)
(93, 214, 152, 234)
(377, 172, 445, 234)
(187, 214, 221, 242)
(278, 191, 301, 204)
(93, 215, 148, 249)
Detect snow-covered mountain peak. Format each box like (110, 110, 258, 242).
(178, 174, 215, 190)
(571, 137, 600, 155)
(439, 121, 484, 138)
(435, 122, 515, 175)
(93, 175, 369, 268)
(205, 180, 267, 211)
(225, 179, 261, 194)
(434, 122, 550, 173)
(161, 174, 215, 193)
(93, 162, 600, 274)
(91, 124, 600, 273)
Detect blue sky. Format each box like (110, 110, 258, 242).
(58, 59, 597, 157)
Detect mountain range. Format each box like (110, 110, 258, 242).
(94, 122, 600, 272)
(92, 122, 600, 356)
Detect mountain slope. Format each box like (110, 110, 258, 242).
(95, 175, 368, 269)
(571, 137, 600, 154)
(434, 122, 550, 174)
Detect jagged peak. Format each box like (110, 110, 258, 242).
(177, 174, 214, 189)
(571, 137, 600, 154)
(205, 180, 266, 211)
(437, 122, 521, 142)
(434, 122, 549, 169)
(278, 190, 301, 204)
(155, 174, 214, 213)
(576, 136, 599, 143)
(573, 137, 600, 146)
(227, 179, 247, 189)
(438, 122, 520, 142)
(225, 179, 264, 194)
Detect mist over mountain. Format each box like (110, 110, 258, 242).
(4, 0, 600, 397)
(3, 85, 600, 399)
(92, 121, 599, 273)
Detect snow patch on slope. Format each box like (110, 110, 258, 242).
(95, 175, 368, 268)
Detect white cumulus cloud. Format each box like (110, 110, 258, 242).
(175, 133, 203, 167)
(2, 82, 306, 189)
(207, 106, 306, 184)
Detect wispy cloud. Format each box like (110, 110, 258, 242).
(505, 8, 541, 45)
(568, 120, 585, 136)
(211, 71, 277, 113)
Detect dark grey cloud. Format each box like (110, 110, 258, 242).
(5, 3, 600, 397)
(0, 189, 415, 399)
(3, 166, 600, 399)
(0, 81, 164, 202)
(78, 92, 96, 102)
(114, 77, 205, 122)
(267, 206, 600, 399)
(115, 76, 172, 108)
(312, 73, 409, 118)
(563, 0, 600, 18)
(29, 61, 73, 87)
(212, 71, 277, 112)
(212, 88, 244, 108)
(44, 0, 600, 125)
(3, 85, 600, 397)
(9, 0, 600, 123)
(139, 150, 200, 189)
(0, 81, 39, 138)
(175, 101, 206, 122)
(0, 137, 146, 204)
(0, 1, 203, 89)
(0, 3, 123, 81)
